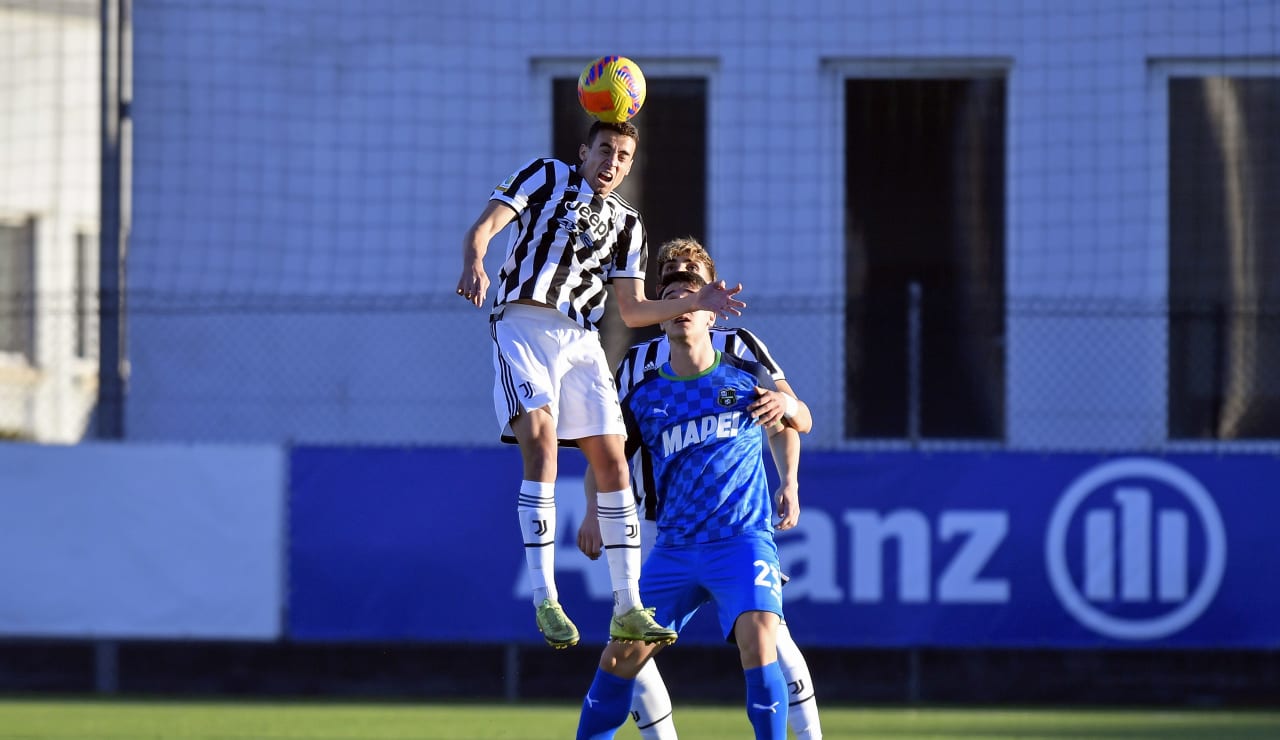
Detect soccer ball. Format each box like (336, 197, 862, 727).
(577, 56, 647, 123)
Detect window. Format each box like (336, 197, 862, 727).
(552, 75, 708, 361)
(0, 218, 36, 362)
(844, 77, 1006, 440)
(1168, 76, 1280, 439)
(75, 231, 99, 360)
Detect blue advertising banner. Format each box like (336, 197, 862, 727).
(289, 448, 1280, 647)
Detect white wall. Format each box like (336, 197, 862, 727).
(0, 442, 284, 639)
(0, 2, 100, 443)
(121, 1, 1280, 449)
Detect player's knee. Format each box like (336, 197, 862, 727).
(733, 612, 780, 667)
(514, 417, 559, 472)
(594, 465, 629, 492)
(736, 638, 772, 667)
(583, 448, 629, 490)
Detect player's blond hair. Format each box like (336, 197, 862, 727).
(655, 237, 717, 280)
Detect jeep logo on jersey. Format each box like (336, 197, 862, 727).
(1044, 458, 1227, 640)
(565, 199, 614, 241)
(717, 388, 737, 408)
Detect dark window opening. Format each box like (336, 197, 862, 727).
(844, 78, 1006, 440)
(0, 218, 36, 362)
(553, 76, 707, 362)
(1168, 76, 1280, 440)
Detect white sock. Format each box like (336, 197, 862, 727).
(596, 488, 642, 614)
(517, 480, 557, 606)
(632, 659, 677, 739)
(777, 621, 822, 739)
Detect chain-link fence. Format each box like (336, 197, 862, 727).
(2, 1, 1278, 451)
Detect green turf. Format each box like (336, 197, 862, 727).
(0, 698, 1277, 739)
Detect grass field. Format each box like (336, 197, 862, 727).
(1, 698, 1279, 739)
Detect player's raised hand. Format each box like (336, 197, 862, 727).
(455, 264, 489, 308)
(693, 279, 745, 320)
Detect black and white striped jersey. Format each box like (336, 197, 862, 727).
(488, 157, 646, 331)
(614, 326, 786, 397)
(614, 326, 788, 521)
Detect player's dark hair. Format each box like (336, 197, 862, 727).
(659, 269, 707, 297)
(587, 120, 639, 147)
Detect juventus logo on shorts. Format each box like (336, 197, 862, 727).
(519, 381, 534, 399)
(717, 388, 738, 408)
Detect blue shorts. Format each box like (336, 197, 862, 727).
(639, 530, 784, 642)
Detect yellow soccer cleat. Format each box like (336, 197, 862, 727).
(535, 599, 580, 649)
(610, 606, 677, 645)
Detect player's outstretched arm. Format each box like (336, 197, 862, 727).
(766, 423, 800, 530)
(690, 279, 746, 320)
(457, 200, 513, 307)
(612, 278, 746, 328)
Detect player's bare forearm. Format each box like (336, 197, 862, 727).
(613, 278, 746, 327)
(774, 481, 800, 530)
(766, 424, 800, 490)
(578, 468, 603, 559)
(775, 379, 813, 433)
(783, 400, 812, 433)
(456, 243, 490, 308)
(766, 423, 800, 481)
(768, 425, 801, 529)
(457, 201, 512, 307)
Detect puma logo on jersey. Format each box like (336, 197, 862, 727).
(661, 411, 742, 456)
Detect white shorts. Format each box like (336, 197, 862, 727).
(491, 303, 627, 443)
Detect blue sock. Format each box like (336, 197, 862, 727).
(744, 662, 788, 739)
(576, 668, 636, 740)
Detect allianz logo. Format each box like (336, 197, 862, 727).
(1044, 457, 1226, 640)
(522, 459, 1225, 641)
(776, 457, 1225, 640)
